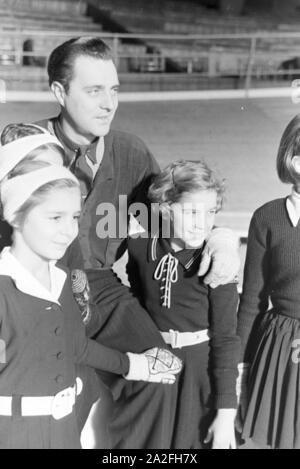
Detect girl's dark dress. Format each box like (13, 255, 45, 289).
(0, 249, 129, 449)
(238, 198, 300, 449)
(127, 235, 240, 449)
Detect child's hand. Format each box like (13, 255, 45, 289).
(204, 409, 237, 449)
(125, 347, 183, 384)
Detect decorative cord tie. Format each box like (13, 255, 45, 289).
(154, 253, 179, 308)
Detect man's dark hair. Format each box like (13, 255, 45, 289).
(47, 37, 114, 92)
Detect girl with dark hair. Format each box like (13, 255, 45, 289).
(238, 113, 300, 449)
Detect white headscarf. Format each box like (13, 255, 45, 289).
(0, 133, 64, 181)
(1, 165, 79, 224)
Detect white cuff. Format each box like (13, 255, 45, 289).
(124, 352, 149, 381)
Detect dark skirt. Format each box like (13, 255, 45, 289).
(168, 341, 214, 449)
(0, 411, 81, 449)
(108, 341, 214, 449)
(242, 310, 300, 449)
(75, 275, 168, 438)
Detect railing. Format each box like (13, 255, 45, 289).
(1, 30, 300, 90)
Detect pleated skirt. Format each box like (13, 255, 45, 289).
(242, 310, 300, 449)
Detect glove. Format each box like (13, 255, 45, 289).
(198, 227, 240, 288)
(125, 347, 183, 384)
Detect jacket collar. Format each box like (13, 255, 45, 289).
(51, 116, 114, 181)
(147, 234, 203, 270)
(54, 117, 99, 162)
(0, 247, 66, 304)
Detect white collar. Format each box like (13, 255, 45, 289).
(286, 187, 300, 227)
(0, 247, 66, 304)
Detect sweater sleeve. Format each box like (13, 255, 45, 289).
(126, 237, 145, 303)
(72, 296, 130, 375)
(237, 212, 270, 362)
(132, 145, 160, 198)
(76, 336, 130, 375)
(208, 282, 240, 409)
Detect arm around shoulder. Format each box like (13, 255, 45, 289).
(198, 227, 240, 288)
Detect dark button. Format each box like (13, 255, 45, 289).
(54, 327, 62, 336)
(52, 304, 60, 311)
(56, 352, 64, 360)
(55, 375, 64, 384)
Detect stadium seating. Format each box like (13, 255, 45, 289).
(88, 0, 300, 79)
(1, 0, 300, 91)
(0, 0, 87, 16)
(88, 0, 284, 34)
(0, 0, 105, 82)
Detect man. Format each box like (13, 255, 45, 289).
(37, 37, 240, 448)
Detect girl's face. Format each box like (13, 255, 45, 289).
(17, 186, 81, 262)
(169, 189, 218, 251)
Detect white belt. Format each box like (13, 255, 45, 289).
(0, 377, 83, 420)
(161, 329, 210, 349)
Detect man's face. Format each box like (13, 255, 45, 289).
(62, 56, 119, 141)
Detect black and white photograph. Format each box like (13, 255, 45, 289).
(0, 0, 299, 452)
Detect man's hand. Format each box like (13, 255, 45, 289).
(125, 347, 183, 384)
(198, 227, 240, 288)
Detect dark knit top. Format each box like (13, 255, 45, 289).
(237, 197, 300, 361)
(127, 235, 240, 409)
